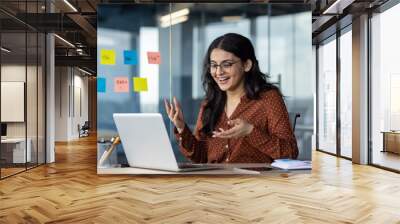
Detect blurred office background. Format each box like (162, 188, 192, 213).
(97, 3, 313, 164)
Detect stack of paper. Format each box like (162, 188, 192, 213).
(271, 159, 312, 170)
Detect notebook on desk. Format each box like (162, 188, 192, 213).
(271, 159, 312, 170)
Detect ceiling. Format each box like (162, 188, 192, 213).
(0, 0, 392, 74)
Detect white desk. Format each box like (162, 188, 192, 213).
(1, 138, 31, 163)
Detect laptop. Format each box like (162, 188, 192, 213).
(113, 113, 217, 172)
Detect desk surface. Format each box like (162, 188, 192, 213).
(98, 163, 310, 175)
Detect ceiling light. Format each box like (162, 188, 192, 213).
(63, 0, 78, 12)
(160, 15, 189, 28)
(54, 34, 75, 48)
(78, 67, 93, 76)
(160, 8, 189, 24)
(1, 47, 11, 53)
(222, 16, 243, 22)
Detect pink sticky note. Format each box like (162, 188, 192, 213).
(147, 52, 161, 64)
(114, 77, 129, 93)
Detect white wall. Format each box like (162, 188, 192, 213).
(55, 67, 68, 141)
(55, 67, 89, 141)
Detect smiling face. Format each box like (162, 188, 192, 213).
(209, 48, 251, 93)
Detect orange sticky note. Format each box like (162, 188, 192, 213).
(114, 77, 129, 93)
(133, 77, 148, 92)
(147, 52, 161, 64)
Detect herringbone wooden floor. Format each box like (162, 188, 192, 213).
(1, 134, 400, 224)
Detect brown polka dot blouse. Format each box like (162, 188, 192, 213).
(174, 89, 298, 163)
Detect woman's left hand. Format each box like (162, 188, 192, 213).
(212, 119, 254, 138)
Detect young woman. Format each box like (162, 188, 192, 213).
(165, 33, 298, 163)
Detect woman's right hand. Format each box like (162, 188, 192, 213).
(164, 97, 185, 133)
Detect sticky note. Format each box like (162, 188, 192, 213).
(133, 77, 148, 92)
(114, 77, 129, 93)
(97, 77, 106, 93)
(124, 50, 138, 65)
(100, 49, 116, 65)
(147, 52, 161, 64)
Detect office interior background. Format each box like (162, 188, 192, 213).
(96, 3, 313, 166)
(1, 0, 399, 178)
(0, 0, 400, 223)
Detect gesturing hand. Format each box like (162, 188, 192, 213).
(164, 97, 185, 133)
(212, 119, 254, 139)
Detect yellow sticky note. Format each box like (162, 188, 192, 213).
(100, 49, 116, 65)
(133, 77, 148, 92)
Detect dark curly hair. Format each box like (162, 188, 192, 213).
(200, 33, 281, 135)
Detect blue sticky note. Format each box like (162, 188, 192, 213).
(97, 77, 106, 93)
(124, 50, 138, 65)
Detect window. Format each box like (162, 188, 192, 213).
(317, 36, 337, 154)
(370, 3, 400, 171)
(339, 28, 352, 158)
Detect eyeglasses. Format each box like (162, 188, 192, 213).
(208, 60, 240, 74)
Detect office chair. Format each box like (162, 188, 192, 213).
(292, 113, 301, 132)
(79, 121, 90, 138)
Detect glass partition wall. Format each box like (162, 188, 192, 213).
(0, 1, 46, 179)
(97, 3, 313, 168)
